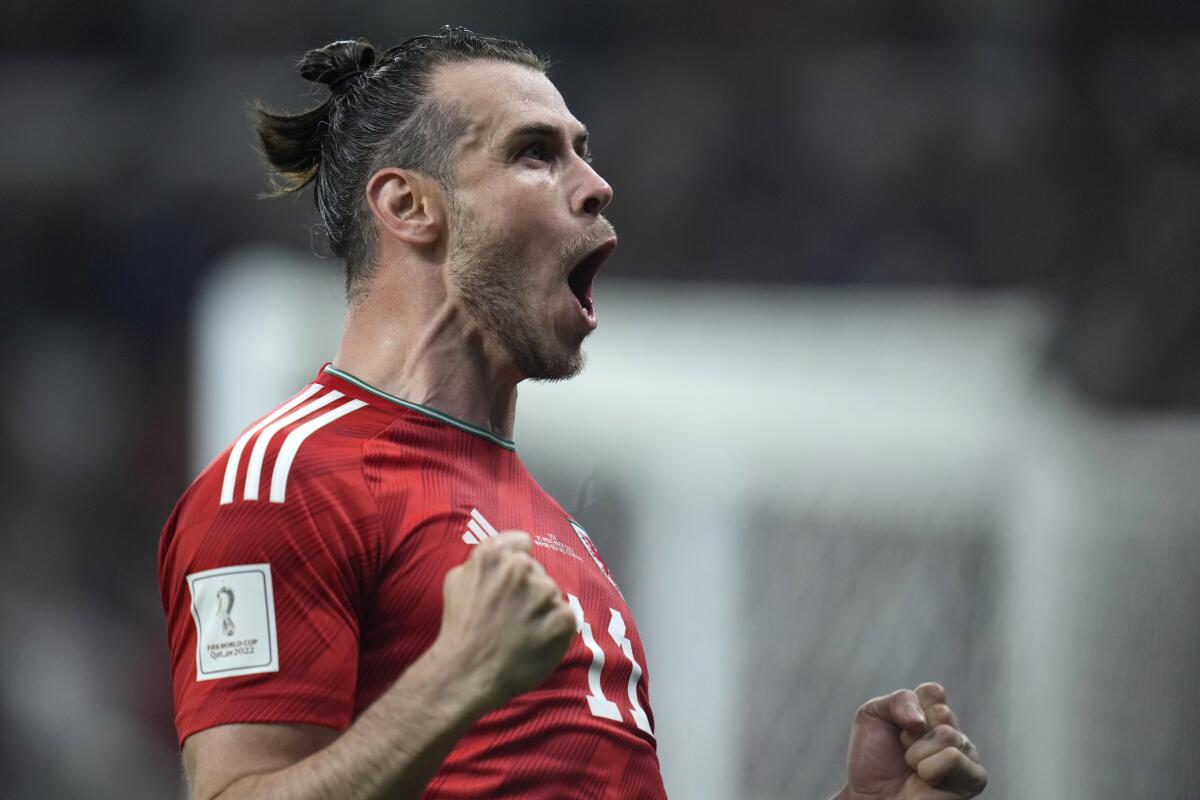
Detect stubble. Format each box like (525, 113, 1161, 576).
(448, 204, 585, 381)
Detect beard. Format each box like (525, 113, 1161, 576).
(448, 203, 590, 381)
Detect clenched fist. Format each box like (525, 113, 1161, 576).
(432, 531, 577, 713)
(839, 682, 987, 800)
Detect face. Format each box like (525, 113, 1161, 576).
(435, 60, 616, 381)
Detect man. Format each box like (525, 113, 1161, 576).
(158, 28, 988, 799)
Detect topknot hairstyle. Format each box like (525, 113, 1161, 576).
(252, 27, 547, 297)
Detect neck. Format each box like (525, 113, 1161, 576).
(330, 260, 521, 441)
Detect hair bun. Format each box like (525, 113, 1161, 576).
(298, 39, 377, 92)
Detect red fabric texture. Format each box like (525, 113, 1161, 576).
(158, 367, 666, 798)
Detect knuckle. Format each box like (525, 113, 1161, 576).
(916, 757, 942, 784)
(924, 724, 957, 744)
(952, 751, 983, 782)
(498, 530, 532, 549)
(929, 703, 955, 723)
(554, 606, 577, 631)
(502, 550, 529, 568)
(935, 724, 958, 742)
(551, 602, 574, 628)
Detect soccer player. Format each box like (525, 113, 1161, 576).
(158, 28, 988, 800)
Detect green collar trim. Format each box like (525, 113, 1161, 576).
(323, 365, 517, 451)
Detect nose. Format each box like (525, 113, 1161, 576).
(575, 160, 613, 218)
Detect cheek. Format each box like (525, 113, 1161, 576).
(506, 168, 567, 217)
(511, 196, 557, 236)
(468, 176, 569, 288)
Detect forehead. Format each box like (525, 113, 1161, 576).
(430, 59, 583, 145)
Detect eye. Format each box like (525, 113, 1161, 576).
(519, 140, 551, 163)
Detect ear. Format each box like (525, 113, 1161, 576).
(365, 168, 444, 247)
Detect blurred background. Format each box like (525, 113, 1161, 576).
(2, 1, 1199, 798)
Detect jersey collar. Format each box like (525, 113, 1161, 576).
(322, 364, 517, 451)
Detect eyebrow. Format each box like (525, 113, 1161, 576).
(504, 122, 591, 154)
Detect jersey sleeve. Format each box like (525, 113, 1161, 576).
(158, 443, 383, 746)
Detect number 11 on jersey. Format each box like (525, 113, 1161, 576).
(566, 593, 653, 735)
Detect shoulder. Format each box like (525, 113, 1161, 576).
(158, 383, 398, 594)
(166, 383, 398, 538)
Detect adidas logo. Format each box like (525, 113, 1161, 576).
(461, 508, 501, 544)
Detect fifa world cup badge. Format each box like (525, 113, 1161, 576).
(216, 586, 236, 637)
(187, 564, 279, 681)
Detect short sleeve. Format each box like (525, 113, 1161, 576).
(158, 449, 381, 747)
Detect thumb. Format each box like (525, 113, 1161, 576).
(856, 689, 927, 733)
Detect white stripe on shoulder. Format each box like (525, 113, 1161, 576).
(243, 390, 343, 501)
(220, 384, 322, 505)
(269, 399, 367, 503)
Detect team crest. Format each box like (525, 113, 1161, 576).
(569, 519, 623, 598)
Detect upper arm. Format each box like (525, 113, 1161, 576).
(158, 431, 384, 747)
(184, 722, 340, 800)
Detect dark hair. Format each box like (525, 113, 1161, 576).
(252, 27, 547, 296)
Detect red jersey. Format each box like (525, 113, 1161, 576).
(158, 364, 666, 799)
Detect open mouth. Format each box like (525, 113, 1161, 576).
(567, 238, 616, 320)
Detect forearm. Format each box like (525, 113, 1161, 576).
(212, 643, 491, 800)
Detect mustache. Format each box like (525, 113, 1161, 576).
(559, 216, 617, 268)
